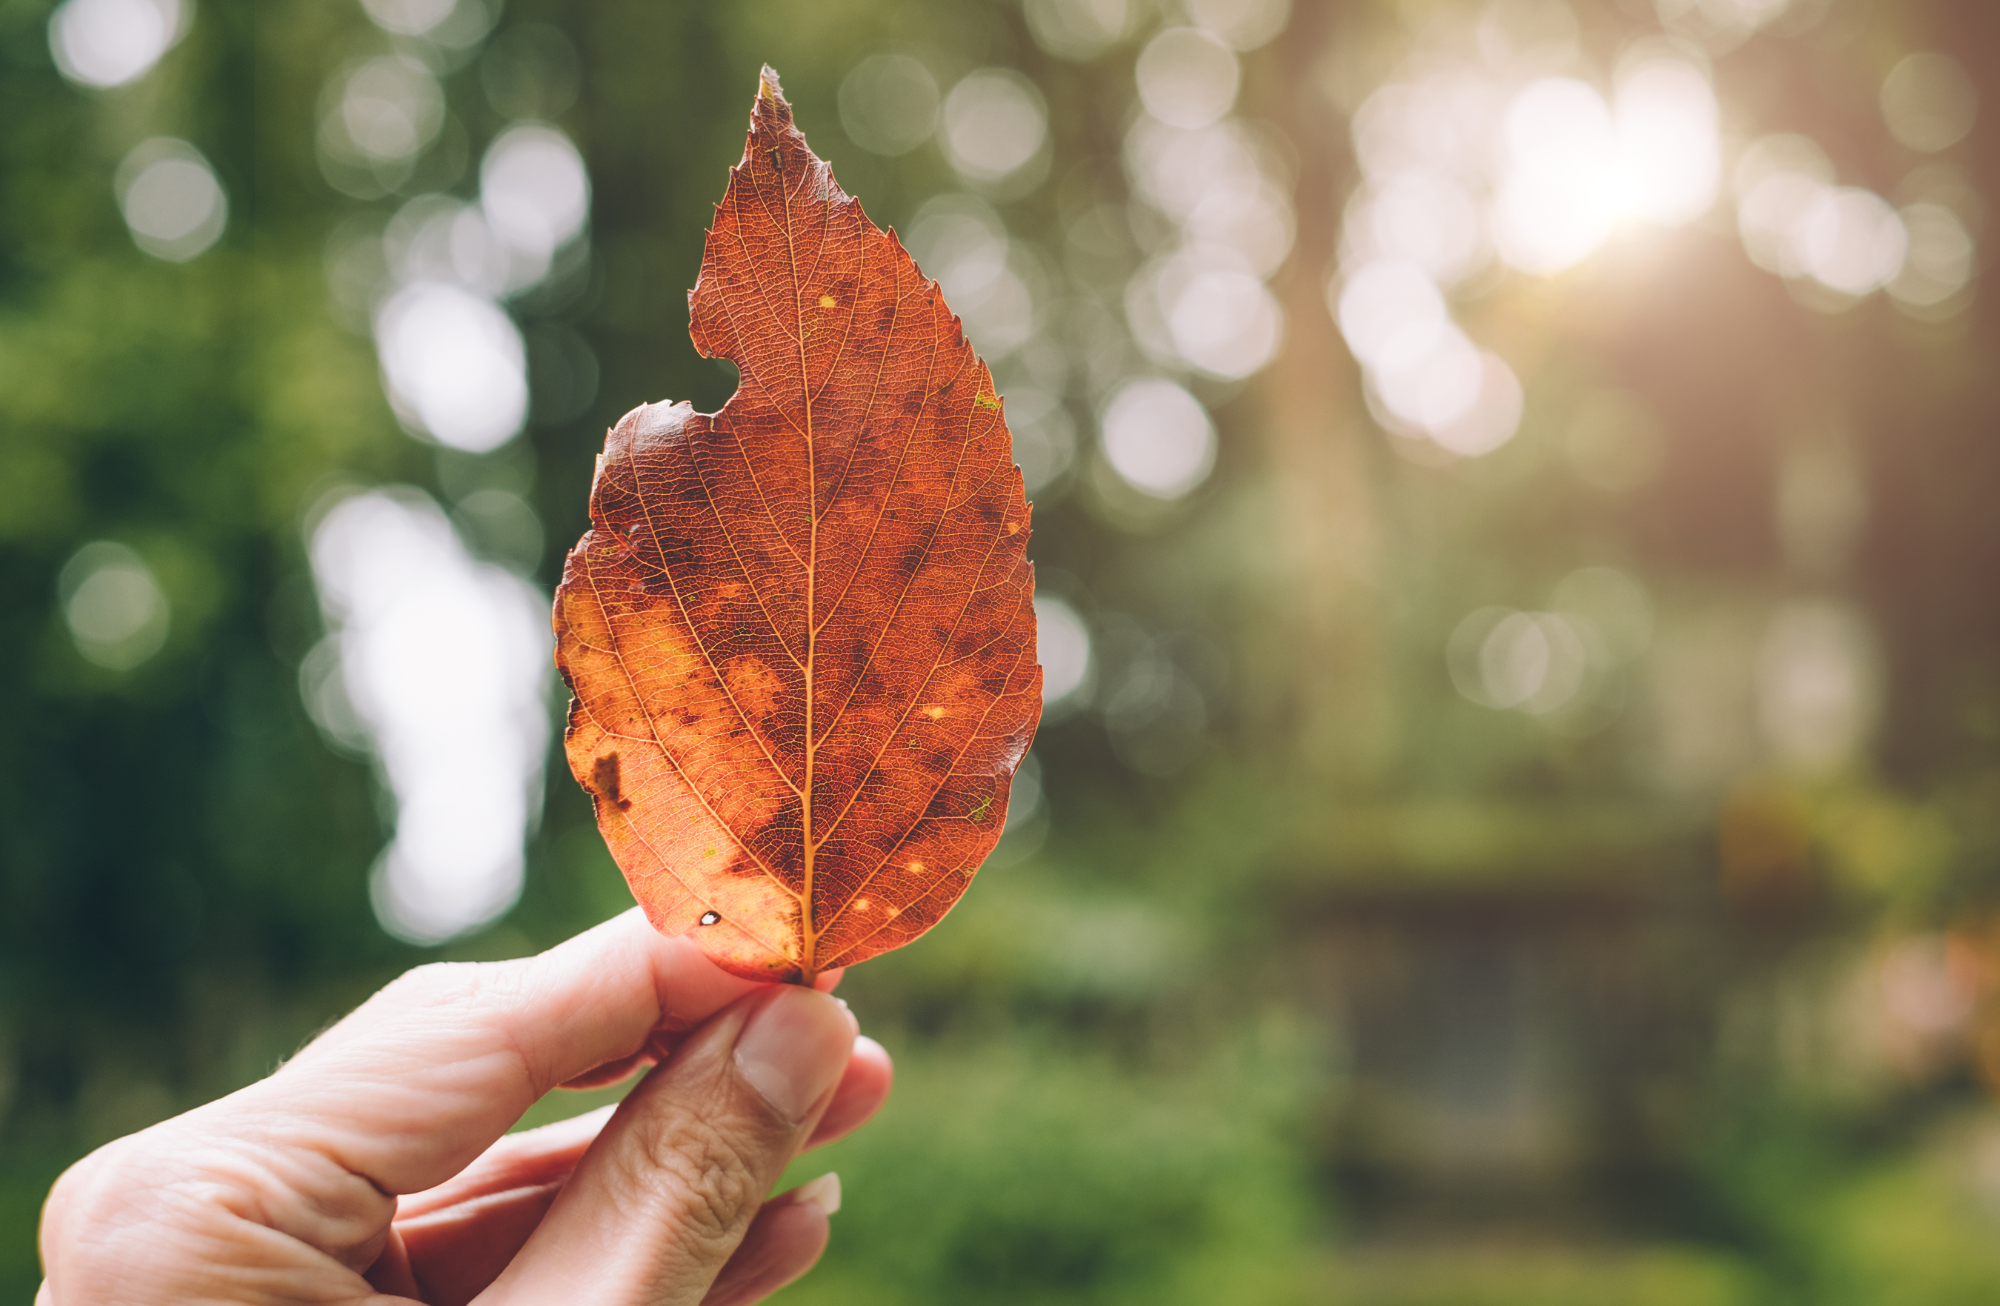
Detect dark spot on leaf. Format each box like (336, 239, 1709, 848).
(592, 753, 632, 810)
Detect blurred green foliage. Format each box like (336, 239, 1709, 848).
(6, 0, 2000, 1301)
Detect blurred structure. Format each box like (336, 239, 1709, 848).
(5, 0, 2000, 1301)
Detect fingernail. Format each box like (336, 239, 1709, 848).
(790, 1172, 842, 1216)
(734, 986, 854, 1123)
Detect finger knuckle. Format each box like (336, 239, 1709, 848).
(622, 1111, 769, 1251)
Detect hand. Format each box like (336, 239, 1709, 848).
(36, 908, 894, 1305)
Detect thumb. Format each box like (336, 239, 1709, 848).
(478, 985, 855, 1305)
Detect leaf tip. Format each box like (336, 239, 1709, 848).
(758, 64, 786, 103)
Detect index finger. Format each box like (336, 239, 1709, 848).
(229, 908, 816, 1196)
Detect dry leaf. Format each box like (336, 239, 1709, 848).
(554, 67, 1041, 983)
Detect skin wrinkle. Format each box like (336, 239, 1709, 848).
(51, 1127, 389, 1297)
(204, 1119, 391, 1254)
(39, 918, 885, 1306)
(494, 994, 827, 1304)
(619, 1105, 768, 1257)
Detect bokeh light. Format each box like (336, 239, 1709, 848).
(1135, 27, 1240, 131)
(1183, 0, 1291, 51)
(1448, 607, 1596, 715)
(1336, 260, 1450, 372)
(1889, 202, 1976, 311)
(1610, 57, 1721, 225)
(1795, 187, 1907, 297)
(58, 542, 170, 671)
(308, 489, 550, 944)
(1139, 245, 1284, 379)
(1334, 45, 1716, 453)
(1370, 328, 1523, 456)
(1756, 599, 1877, 773)
(1002, 387, 1077, 495)
(384, 195, 503, 297)
(316, 55, 445, 196)
(373, 281, 528, 452)
(904, 194, 1037, 358)
(1733, 134, 1911, 303)
(1735, 133, 1834, 274)
(1494, 77, 1619, 274)
(839, 54, 940, 156)
(1123, 103, 1291, 380)
(1023, 0, 1135, 61)
(1654, 0, 1792, 48)
(359, 0, 452, 36)
(47, 0, 182, 89)
(1880, 53, 1978, 154)
(1034, 596, 1093, 706)
(1334, 261, 1521, 456)
(988, 749, 1051, 865)
(479, 124, 590, 267)
(940, 70, 1048, 186)
(114, 139, 227, 263)
(359, 0, 493, 46)
(1125, 119, 1289, 258)
(323, 55, 443, 166)
(1345, 169, 1488, 286)
(1100, 378, 1216, 499)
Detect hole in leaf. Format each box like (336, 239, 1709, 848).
(690, 356, 740, 410)
(700, 910, 721, 926)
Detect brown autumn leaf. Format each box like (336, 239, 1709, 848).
(553, 67, 1042, 984)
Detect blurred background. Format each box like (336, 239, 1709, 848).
(3, 0, 1998, 1300)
